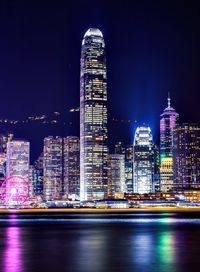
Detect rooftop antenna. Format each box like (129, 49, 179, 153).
(167, 92, 171, 108)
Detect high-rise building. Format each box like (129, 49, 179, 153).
(80, 28, 108, 200)
(29, 165, 43, 197)
(114, 142, 133, 193)
(153, 145, 160, 192)
(6, 139, 30, 182)
(173, 124, 200, 189)
(133, 126, 154, 194)
(160, 94, 179, 192)
(63, 136, 80, 198)
(43, 136, 63, 200)
(108, 154, 125, 197)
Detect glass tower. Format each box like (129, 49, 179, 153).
(108, 154, 125, 197)
(173, 124, 200, 189)
(160, 95, 179, 191)
(80, 28, 108, 200)
(6, 139, 30, 183)
(63, 136, 80, 198)
(43, 136, 63, 200)
(133, 126, 154, 194)
(114, 141, 133, 193)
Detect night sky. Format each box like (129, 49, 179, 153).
(0, 0, 200, 160)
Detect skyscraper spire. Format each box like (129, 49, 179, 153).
(160, 93, 179, 192)
(80, 28, 108, 200)
(168, 92, 171, 108)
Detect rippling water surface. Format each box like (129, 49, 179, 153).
(0, 212, 200, 272)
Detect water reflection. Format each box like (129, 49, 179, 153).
(3, 226, 22, 272)
(132, 225, 178, 271)
(133, 234, 153, 265)
(158, 232, 175, 265)
(78, 230, 106, 272)
(0, 213, 199, 272)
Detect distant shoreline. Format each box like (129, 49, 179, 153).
(1, 207, 200, 213)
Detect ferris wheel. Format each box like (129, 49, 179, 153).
(0, 175, 29, 207)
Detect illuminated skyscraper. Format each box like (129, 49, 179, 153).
(43, 136, 63, 200)
(160, 94, 179, 191)
(80, 28, 108, 200)
(6, 140, 30, 182)
(133, 126, 154, 194)
(173, 124, 200, 189)
(108, 154, 125, 197)
(153, 145, 160, 192)
(114, 141, 133, 193)
(63, 136, 80, 198)
(29, 165, 43, 197)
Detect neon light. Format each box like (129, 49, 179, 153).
(0, 176, 29, 207)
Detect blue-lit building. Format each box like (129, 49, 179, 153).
(133, 126, 154, 194)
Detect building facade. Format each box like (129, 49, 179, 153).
(133, 126, 154, 194)
(63, 136, 80, 198)
(80, 28, 108, 200)
(29, 165, 43, 197)
(114, 141, 133, 193)
(160, 95, 179, 191)
(153, 145, 160, 192)
(108, 154, 125, 197)
(6, 139, 30, 183)
(173, 124, 200, 189)
(43, 136, 63, 200)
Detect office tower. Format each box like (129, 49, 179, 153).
(133, 126, 154, 194)
(43, 136, 63, 200)
(114, 142, 133, 193)
(32, 153, 44, 197)
(63, 136, 80, 198)
(0, 132, 14, 153)
(173, 124, 200, 189)
(29, 165, 35, 197)
(153, 145, 160, 192)
(6, 140, 30, 183)
(29, 165, 43, 197)
(160, 94, 179, 191)
(108, 154, 125, 197)
(80, 28, 108, 200)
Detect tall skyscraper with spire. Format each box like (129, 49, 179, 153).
(160, 94, 179, 191)
(80, 28, 108, 200)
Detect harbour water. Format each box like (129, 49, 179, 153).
(0, 212, 200, 272)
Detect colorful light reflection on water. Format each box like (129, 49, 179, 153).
(0, 213, 199, 272)
(3, 226, 22, 272)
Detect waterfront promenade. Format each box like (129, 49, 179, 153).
(1, 207, 200, 213)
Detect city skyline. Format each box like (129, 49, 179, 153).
(0, 1, 200, 161)
(1, 3, 200, 272)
